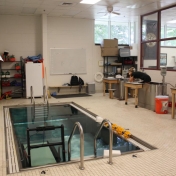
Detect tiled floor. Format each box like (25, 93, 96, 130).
(1, 93, 176, 176)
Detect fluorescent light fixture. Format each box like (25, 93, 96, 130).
(80, 0, 101, 4)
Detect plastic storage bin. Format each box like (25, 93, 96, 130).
(155, 95, 169, 114)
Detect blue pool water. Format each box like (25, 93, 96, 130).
(9, 104, 140, 168)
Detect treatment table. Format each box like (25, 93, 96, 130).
(124, 82, 143, 108)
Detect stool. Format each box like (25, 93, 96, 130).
(108, 89, 116, 99)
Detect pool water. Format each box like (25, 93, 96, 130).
(9, 104, 140, 169)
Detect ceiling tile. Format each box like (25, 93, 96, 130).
(0, 0, 175, 21)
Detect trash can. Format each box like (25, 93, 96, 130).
(86, 82, 95, 94)
(114, 79, 127, 100)
(155, 95, 169, 114)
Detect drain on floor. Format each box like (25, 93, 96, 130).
(40, 169, 50, 175)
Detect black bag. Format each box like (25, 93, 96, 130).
(78, 77, 84, 92)
(70, 76, 79, 86)
(78, 77, 84, 85)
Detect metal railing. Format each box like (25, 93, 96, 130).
(30, 86, 34, 104)
(43, 85, 49, 119)
(27, 125, 66, 167)
(94, 119, 113, 165)
(30, 86, 35, 121)
(68, 122, 84, 170)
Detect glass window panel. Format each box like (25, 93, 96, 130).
(142, 42, 157, 69)
(161, 6, 176, 39)
(161, 41, 165, 46)
(110, 22, 129, 44)
(166, 27, 176, 38)
(94, 21, 108, 43)
(160, 40, 176, 70)
(165, 39, 176, 46)
(161, 26, 165, 38)
(131, 22, 135, 44)
(142, 13, 158, 42)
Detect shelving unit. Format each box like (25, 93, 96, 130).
(103, 56, 137, 78)
(0, 59, 25, 99)
(103, 56, 122, 78)
(120, 56, 138, 72)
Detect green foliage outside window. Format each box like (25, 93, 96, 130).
(161, 26, 176, 46)
(94, 21, 135, 44)
(94, 24, 108, 43)
(111, 24, 129, 44)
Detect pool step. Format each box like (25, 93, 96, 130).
(33, 106, 49, 119)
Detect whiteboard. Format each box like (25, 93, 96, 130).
(50, 48, 87, 75)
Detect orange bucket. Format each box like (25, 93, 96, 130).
(155, 96, 169, 114)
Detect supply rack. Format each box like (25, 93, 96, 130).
(0, 58, 25, 99)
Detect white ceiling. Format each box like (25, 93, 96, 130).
(0, 0, 176, 22)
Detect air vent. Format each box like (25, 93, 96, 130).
(62, 2, 73, 5)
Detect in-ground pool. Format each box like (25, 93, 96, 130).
(4, 102, 143, 174)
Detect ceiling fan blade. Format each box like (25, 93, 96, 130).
(112, 11, 120, 15)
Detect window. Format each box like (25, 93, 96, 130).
(141, 5, 176, 71)
(94, 21, 108, 44)
(94, 21, 135, 45)
(111, 22, 129, 44)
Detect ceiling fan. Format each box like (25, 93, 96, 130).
(99, 6, 120, 17)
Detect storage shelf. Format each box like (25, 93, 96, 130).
(0, 58, 25, 99)
(1, 69, 22, 70)
(1, 77, 22, 79)
(3, 61, 21, 63)
(2, 85, 22, 87)
(103, 55, 138, 78)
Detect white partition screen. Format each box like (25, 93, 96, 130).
(50, 48, 87, 75)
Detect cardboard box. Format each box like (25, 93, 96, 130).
(101, 47, 118, 56)
(101, 39, 118, 48)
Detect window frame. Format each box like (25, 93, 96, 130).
(94, 21, 136, 45)
(140, 4, 176, 71)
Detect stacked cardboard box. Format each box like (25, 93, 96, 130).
(100, 39, 118, 56)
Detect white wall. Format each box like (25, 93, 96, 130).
(46, 17, 103, 92)
(0, 15, 103, 93)
(0, 15, 175, 96)
(0, 15, 42, 58)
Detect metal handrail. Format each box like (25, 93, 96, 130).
(44, 85, 49, 120)
(43, 85, 46, 103)
(30, 86, 34, 106)
(30, 86, 35, 120)
(68, 122, 84, 170)
(167, 82, 176, 88)
(94, 119, 113, 165)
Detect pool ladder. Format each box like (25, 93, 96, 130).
(67, 119, 113, 170)
(68, 122, 85, 170)
(26, 125, 66, 167)
(94, 119, 113, 165)
(30, 86, 49, 121)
